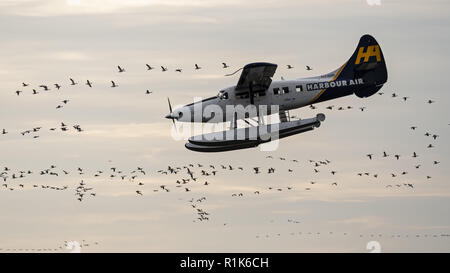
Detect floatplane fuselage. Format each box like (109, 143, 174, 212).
(165, 34, 388, 152)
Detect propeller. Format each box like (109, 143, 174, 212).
(165, 97, 176, 126)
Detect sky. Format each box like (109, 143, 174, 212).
(0, 0, 449, 252)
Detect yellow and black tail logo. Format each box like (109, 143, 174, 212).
(355, 45, 381, 64)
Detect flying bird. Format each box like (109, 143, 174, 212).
(39, 85, 49, 91)
(195, 64, 202, 70)
(117, 66, 125, 73)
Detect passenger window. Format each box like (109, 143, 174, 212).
(282, 87, 289, 94)
(273, 88, 280, 95)
(296, 85, 303, 92)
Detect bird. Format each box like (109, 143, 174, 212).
(410, 126, 417, 130)
(394, 154, 400, 160)
(427, 144, 434, 148)
(62, 100, 69, 104)
(32, 89, 38, 95)
(70, 78, 77, 85)
(222, 62, 229, 68)
(366, 154, 373, 160)
(161, 66, 168, 72)
(54, 84, 61, 89)
(427, 99, 435, 104)
(306, 65, 312, 71)
(2, 129, 7, 135)
(195, 64, 202, 70)
(412, 152, 418, 158)
(117, 66, 125, 73)
(287, 65, 293, 69)
(86, 80, 92, 88)
(432, 134, 439, 140)
(392, 93, 398, 98)
(39, 85, 49, 91)
(22, 82, 29, 87)
(136, 190, 142, 195)
(175, 68, 182, 73)
(359, 107, 366, 111)
(145, 90, 152, 94)
(15, 90, 22, 96)
(111, 81, 118, 88)
(402, 96, 409, 101)
(146, 64, 154, 70)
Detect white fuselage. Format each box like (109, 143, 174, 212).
(169, 67, 357, 123)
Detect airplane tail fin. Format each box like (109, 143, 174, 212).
(337, 34, 388, 98)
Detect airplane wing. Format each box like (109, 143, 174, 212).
(235, 62, 278, 92)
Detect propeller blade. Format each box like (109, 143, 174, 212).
(166, 97, 176, 127)
(167, 97, 173, 113)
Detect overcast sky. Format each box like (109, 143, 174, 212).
(0, 0, 449, 252)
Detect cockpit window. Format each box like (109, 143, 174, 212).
(218, 90, 228, 100)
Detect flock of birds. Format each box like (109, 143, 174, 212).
(255, 231, 450, 239)
(310, 91, 438, 114)
(1, 123, 83, 139)
(12, 63, 314, 97)
(1, 59, 447, 252)
(3, 62, 317, 140)
(0, 240, 99, 253)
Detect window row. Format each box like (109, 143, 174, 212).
(273, 85, 303, 95)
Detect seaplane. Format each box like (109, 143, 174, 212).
(165, 34, 388, 152)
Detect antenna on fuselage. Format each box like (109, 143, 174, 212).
(225, 67, 243, 77)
